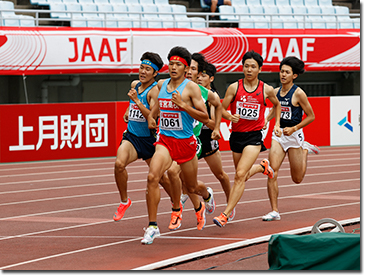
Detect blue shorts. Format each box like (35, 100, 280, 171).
(122, 130, 156, 160)
(204, 0, 225, 6)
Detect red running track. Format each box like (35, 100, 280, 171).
(0, 146, 360, 270)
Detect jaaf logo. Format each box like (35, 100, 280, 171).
(338, 110, 353, 132)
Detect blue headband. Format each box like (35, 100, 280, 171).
(141, 60, 159, 72)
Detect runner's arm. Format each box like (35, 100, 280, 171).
(221, 82, 240, 123)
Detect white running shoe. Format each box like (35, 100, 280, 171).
(262, 211, 281, 221)
(303, 141, 320, 155)
(180, 193, 189, 210)
(228, 207, 236, 222)
(141, 226, 160, 245)
(204, 187, 216, 214)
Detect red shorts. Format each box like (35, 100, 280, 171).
(154, 134, 197, 165)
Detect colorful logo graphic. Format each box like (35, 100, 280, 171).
(338, 110, 353, 132)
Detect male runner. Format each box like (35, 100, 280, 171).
(213, 50, 282, 227)
(141, 46, 215, 244)
(113, 52, 174, 222)
(261, 56, 320, 221)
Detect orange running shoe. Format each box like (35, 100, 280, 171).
(260, 159, 274, 179)
(113, 198, 132, 221)
(213, 212, 228, 227)
(168, 210, 182, 231)
(195, 202, 206, 230)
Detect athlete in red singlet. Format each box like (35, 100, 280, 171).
(213, 50, 282, 227)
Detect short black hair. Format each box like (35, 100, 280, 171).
(242, 50, 263, 68)
(167, 46, 191, 67)
(280, 56, 305, 75)
(204, 63, 216, 77)
(191, 53, 207, 73)
(140, 52, 164, 71)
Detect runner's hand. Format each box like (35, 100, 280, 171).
(128, 88, 139, 103)
(211, 129, 221, 140)
(231, 114, 240, 123)
(274, 125, 282, 137)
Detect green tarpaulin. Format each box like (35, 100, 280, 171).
(268, 232, 360, 270)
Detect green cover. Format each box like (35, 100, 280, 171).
(268, 232, 360, 270)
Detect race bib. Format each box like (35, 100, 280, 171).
(281, 106, 292, 120)
(129, 103, 146, 122)
(160, 112, 183, 131)
(236, 102, 260, 120)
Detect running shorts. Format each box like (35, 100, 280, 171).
(198, 136, 219, 160)
(229, 130, 267, 153)
(204, 0, 224, 5)
(121, 130, 156, 160)
(272, 128, 304, 152)
(154, 134, 197, 165)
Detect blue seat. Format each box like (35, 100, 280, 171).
(320, 6, 337, 28)
(139, 0, 154, 4)
(142, 4, 162, 28)
(50, 2, 69, 18)
(63, 0, 79, 4)
(263, 5, 283, 28)
(318, 0, 332, 7)
(154, 0, 169, 5)
(304, 0, 319, 6)
(200, 0, 210, 9)
(292, 5, 307, 28)
(334, 6, 354, 28)
(231, 0, 246, 6)
(219, 5, 238, 21)
(109, 0, 124, 4)
(306, 6, 326, 28)
(94, 0, 109, 4)
(170, 4, 191, 28)
(277, 5, 298, 28)
(234, 5, 254, 28)
(65, 2, 83, 17)
(157, 4, 174, 28)
(71, 15, 87, 26)
(261, 0, 275, 6)
(190, 17, 206, 28)
(126, 4, 143, 27)
(124, 0, 136, 4)
(290, 0, 304, 6)
(78, 0, 95, 4)
(97, 3, 113, 21)
(248, 5, 270, 28)
(111, 4, 131, 27)
(275, 0, 290, 6)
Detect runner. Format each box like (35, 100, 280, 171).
(261, 56, 320, 221)
(213, 50, 282, 227)
(141, 46, 216, 244)
(112, 52, 173, 222)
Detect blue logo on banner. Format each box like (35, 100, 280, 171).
(338, 110, 353, 132)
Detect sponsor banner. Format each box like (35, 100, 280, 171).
(0, 102, 116, 162)
(330, 96, 360, 146)
(0, 96, 358, 163)
(0, 27, 359, 75)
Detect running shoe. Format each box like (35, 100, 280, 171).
(213, 212, 228, 227)
(204, 187, 216, 214)
(180, 193, 189, 210)
(262, 211, 281, 221)
(141, 226, 160, 245)
(195, 202, 206, 230)
(113, 198, 132, 221)
(168, 210, 182, 231)
(303, 141, 320, 155)
(260, 159, 274, 179)
(228, 207, 236, 222)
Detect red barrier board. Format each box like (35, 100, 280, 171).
(0, 102, 116, 162)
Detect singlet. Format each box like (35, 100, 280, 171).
(199, 89, 218, 140)
(230, 79, 266, 132)
(127, 81, 157, 137)
(277, 84, 303, 128)
(193, 85, 209, 137)
(158, 78, 193, 139)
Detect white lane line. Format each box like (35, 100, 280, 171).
(0, 188, 359, 239)
(0, 204, 360, 270)
(0, 175, 360, 208)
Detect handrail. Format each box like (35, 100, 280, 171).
(0, 7, 360, 28)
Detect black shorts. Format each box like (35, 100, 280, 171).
(229, 130, 267, 153)
(121, 131, 156, 160)
(198, 136, 219, 160)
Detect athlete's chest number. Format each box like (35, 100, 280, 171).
(236, 102, 260, 120)
(160, 112, 183, 130)
(129, 103, 145, 122)
(281, 106, 292, 120)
